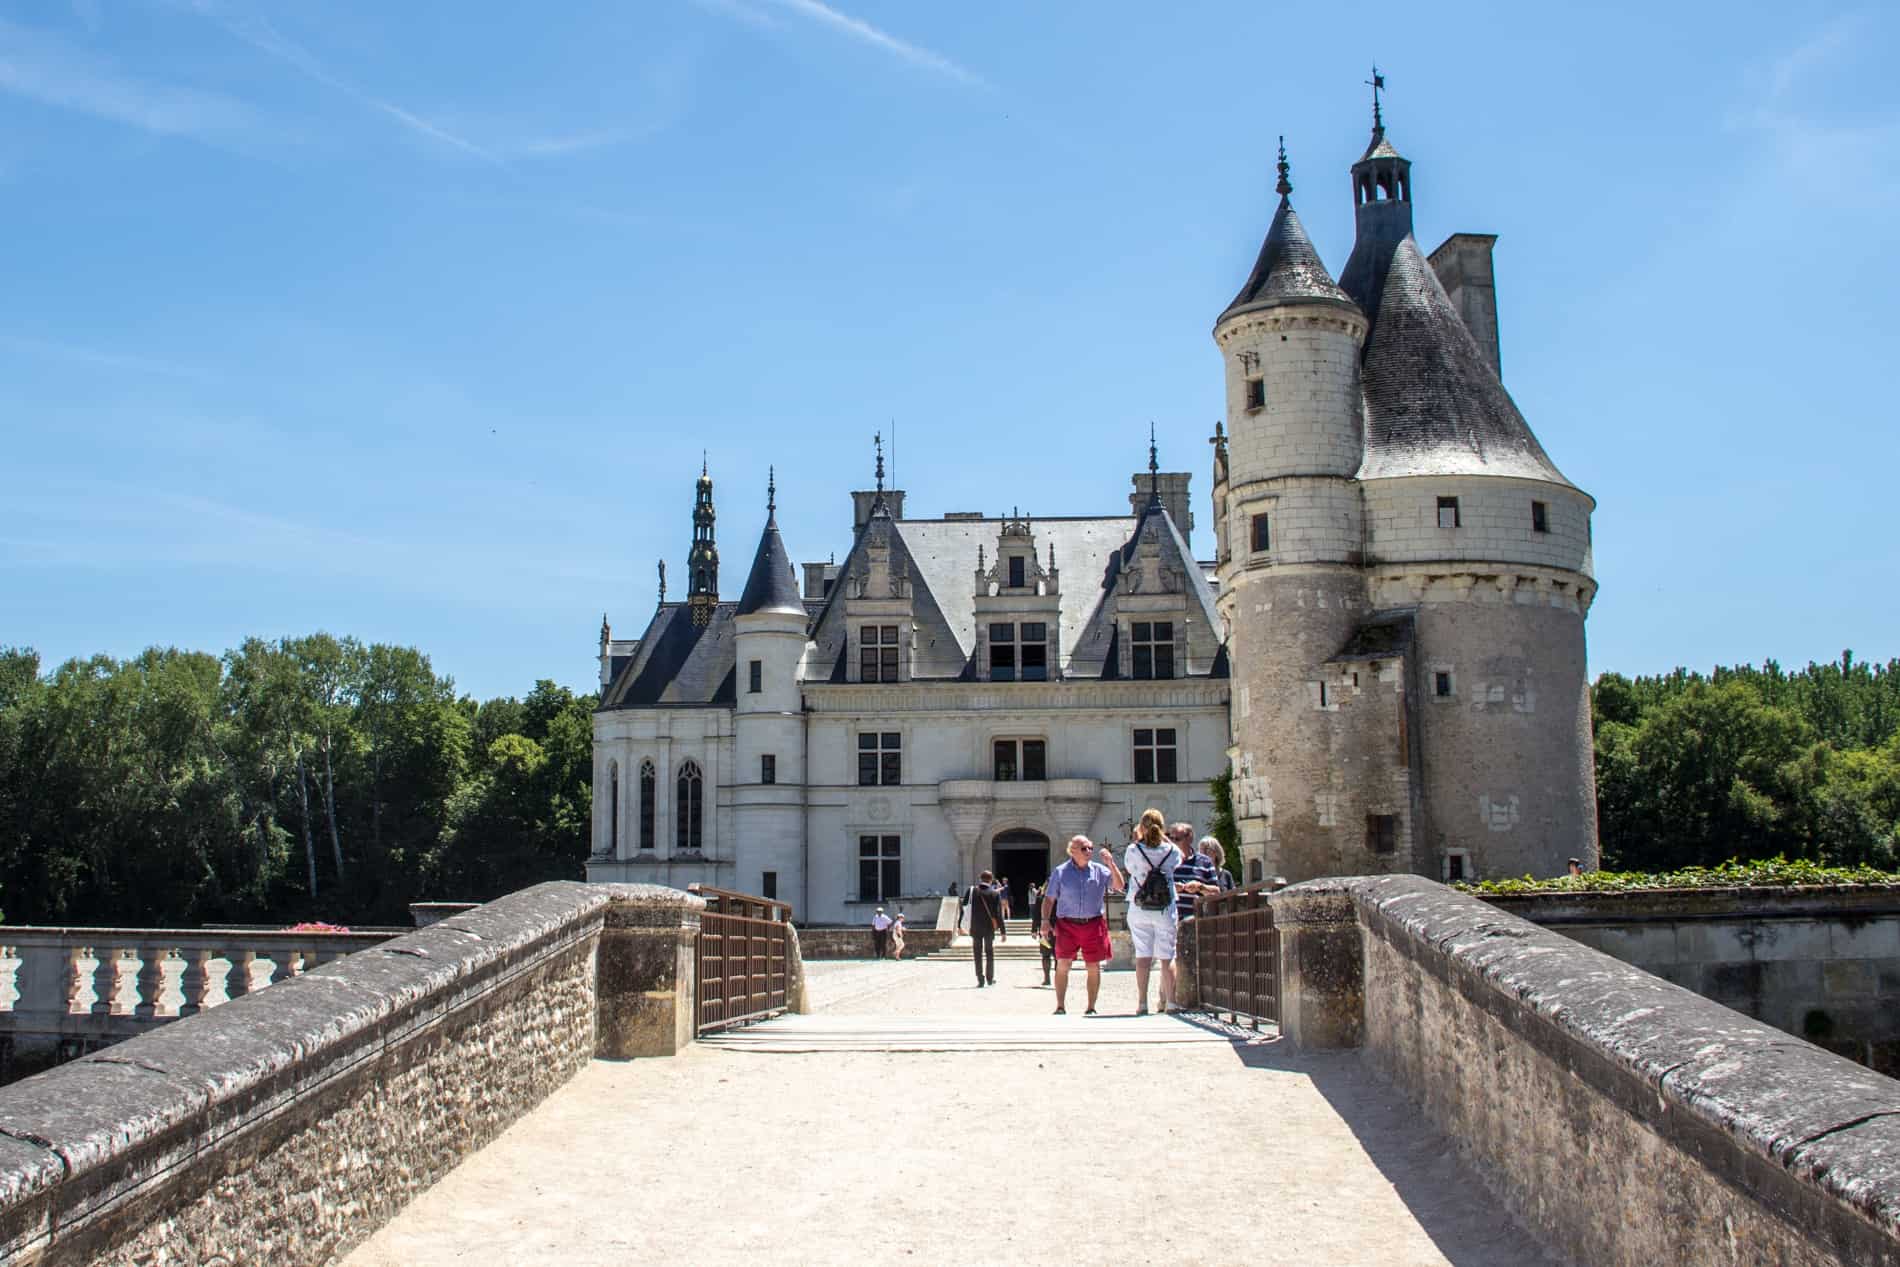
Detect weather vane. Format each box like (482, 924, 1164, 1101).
(1366, 64, 1385, 130)
(1275, 135, 1291, 197)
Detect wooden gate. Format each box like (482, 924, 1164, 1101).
(1193, 885, 1278, 1027)
(689, 885, 794, 1035)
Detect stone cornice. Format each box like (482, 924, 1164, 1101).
(1365, 563, 1596, 616)
(1215, 306, 1366, 344)
(804, 679, 1230, 714)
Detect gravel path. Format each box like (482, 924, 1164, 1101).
(344, 959, 1555, 1266)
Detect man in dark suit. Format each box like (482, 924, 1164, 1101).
(968, 870, 1006, 987)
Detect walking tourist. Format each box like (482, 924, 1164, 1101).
(1028, 883, 1053, 985)
(1040, 835, 1124, 1015)
(1123, 808, 1181, 1016)
(890, 912, 908, 959)
(871, 906, 893, 959)
(967, 870, 1006, 987)
(1199, 838, 1236, 892)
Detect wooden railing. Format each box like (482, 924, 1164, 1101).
(0, 927, 394, 1072)
(688, 886, 794, 1035)
(1193, 885, 1278, 1028)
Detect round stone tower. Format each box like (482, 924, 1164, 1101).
(732, 469, 810, 904)
(1337, 115, 1600, 882)
(1213, 142, 1377, 884)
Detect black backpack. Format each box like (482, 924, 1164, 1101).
(1131, 845, 1174, 911)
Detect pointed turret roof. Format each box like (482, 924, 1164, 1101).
(1356, 235, 1573, 486)
(735, 471, 805, 616)
(1217, 142, 1355, 325)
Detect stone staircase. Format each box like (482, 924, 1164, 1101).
(918, 921, 1046, 961)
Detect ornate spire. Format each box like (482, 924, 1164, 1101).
(1147, 422, 1161, 508)
(658, 559, 666, 602)
(766, 465, 777, 523)
(1275, 135, 1291, 198)
(687, 463, 718, 624)
(874, 433, 885, 495)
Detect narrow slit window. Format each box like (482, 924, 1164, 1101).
(748, 659, 762, 693)
(760, 754, 776, 785)
(1250, 513, 1270, 553)
(1531, 501, 1549, 533)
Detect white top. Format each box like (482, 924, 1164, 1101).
(871, 913, 893, 930)
(1122, 841, 1181, 913)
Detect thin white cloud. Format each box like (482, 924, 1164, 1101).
(202, 7, 505, 165)
(1731, 12, 1899, 205)
(732, 0, 989, 88)
(0, 332, 220, 383)
(0, 17, 257, 140)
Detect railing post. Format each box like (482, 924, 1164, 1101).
(90, 945, 121, 1017)
(225, 950, 257, 1000)
(596, 886, 706, 1058)
(132, 943, 168, 1020)
(1269, 880, 1363, 1050)
(178, 947, 214, 1016)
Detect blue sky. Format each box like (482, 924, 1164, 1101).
(2, 0, 1895, 701)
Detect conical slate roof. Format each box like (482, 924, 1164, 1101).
(735, 514, 804, 615)
(1359, 128, 1406, 164)
(1356, 234, 1572, 485)
(1218, 197, 1355, 324)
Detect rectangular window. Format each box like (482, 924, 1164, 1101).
(859, 835, 901, 901)
(1021, 621, 1048, 681)
(761, 754, 776, 785)
(1131, 621, 1175, 681)
(1434, 670, 1454, 698)
(762, 870, 778, 900)
(856, 731, 901, 786)
(1437, 496, 1461, 529)
(1445, 851, 1469, 883)
(1133, 727, 1178, 784)
(1250, 513, 1271, 552)
(992, 738, 1047, 783)
(1367, 814, 1398, 855)
(1532, 500, 1549, 533)
(1008, 555, 1026, 589)
(859, 625, 899, 683)
(748, 659, 762, 694)
(1245, 378, 1265, 410)
(989, 622, 1016, 682)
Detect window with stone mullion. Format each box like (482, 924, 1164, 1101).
(1131, 621, 1175, 680)
(1132, 727, 1178, 784)
(857, 731, 902, 786)
(859, 835, 901, 900)
(859, 624, 899, 682)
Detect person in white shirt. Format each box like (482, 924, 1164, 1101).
(1122, 808, 1182, 1015)
(870, 907, 893, 959)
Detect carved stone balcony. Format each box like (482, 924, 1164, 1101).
(936, 777, 1103, 849)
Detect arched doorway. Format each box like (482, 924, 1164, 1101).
(990, 829, 1050, 918)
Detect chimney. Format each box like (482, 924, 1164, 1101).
(1129, 471, 1194, 542)
(1428, 233, 1502, 379)
(850, 488, 906, 532)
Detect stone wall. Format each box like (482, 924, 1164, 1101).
(0, 882, 712, 1266)
(797, 928, 955, 959)
(1482, 886, 1900, 1076)
(1273, 876, 1900, 1266)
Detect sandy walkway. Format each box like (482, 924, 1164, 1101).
(344, 959, 1554, 1266)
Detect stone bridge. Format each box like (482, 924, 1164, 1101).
(0, 879, 1894, 1265)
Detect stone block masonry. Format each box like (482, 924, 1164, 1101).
(0, 881, 719, 1266)
(1272, 876, 1900, 1266)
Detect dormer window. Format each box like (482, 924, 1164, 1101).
(860, 625, 899, 682)
(1008, 555, 1026, 589)
(1131, 621, 1174, 680)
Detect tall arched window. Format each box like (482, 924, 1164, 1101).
(676, 760, 703, 852)
(608, 762, 619, 855)
(639, 759, 656, 851)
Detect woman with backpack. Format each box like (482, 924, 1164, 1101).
(1122, 808, 1182, 1016)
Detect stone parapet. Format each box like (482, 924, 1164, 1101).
(1275, 874, 1900, 1265)
(0, 881, 731, 1266)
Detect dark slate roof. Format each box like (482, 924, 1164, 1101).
(1355, 235, 1574, 485)
(599, 604, 739, 709)
(1359, 129, 1406, 163)
(1326, 611, 1415, 662)
(1217, 197, 1356, 325)
(735, 516, 805, 616)
(1069, 502, 1227, 680)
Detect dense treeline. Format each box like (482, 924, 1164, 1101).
(0, 637, 593, 928)
(1594, 652, 1900, 872)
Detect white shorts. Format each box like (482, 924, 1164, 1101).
(1125, 904, 1178, 960)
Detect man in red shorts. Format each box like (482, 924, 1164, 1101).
(1038, 834, 1125, 1015)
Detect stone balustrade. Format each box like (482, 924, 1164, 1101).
(0, 928, 393, 1073)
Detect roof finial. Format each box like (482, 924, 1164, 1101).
(767, 465, 777, 520)
(1148, 422, 1162, 508)
(874, 432, 885, 495)
(702, 451, 708, 478)
(1366, 64, 1385, 134)
(657, 558, 667, 602)
(1275, 135, 1291, 197)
